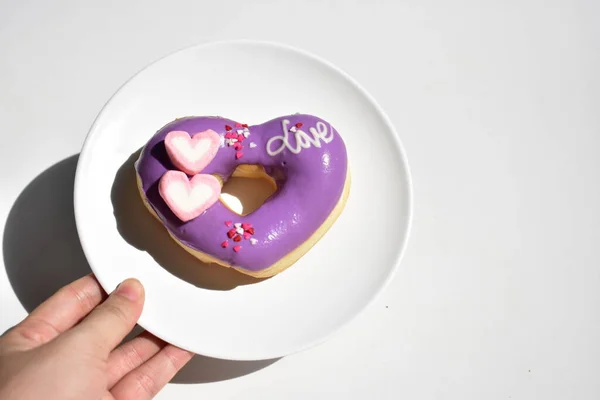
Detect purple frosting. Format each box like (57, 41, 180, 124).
(135, 114, 348, 272)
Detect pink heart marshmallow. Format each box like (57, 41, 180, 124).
(159, 170, 221, 222)
(164, 129, 220, 175)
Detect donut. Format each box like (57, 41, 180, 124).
(134, 114, 350, 278)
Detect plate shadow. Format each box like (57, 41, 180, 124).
(3, 154, 279, 383)
(3, 155, 92, 312)
(172, 354, 279, 384)
(110, 150, 267, 291)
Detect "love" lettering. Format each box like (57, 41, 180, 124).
(266, 119, 334, 156)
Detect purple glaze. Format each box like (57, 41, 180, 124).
(135, 114, 348, 272)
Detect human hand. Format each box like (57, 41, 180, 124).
(0, 275, 193, 400)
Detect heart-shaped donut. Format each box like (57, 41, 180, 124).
(136, 114, 350, 278)
(158, 171, 221, 222)
(164, 129, 220, 175)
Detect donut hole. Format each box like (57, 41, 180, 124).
(219, 164, 278, 216)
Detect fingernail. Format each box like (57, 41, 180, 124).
(114, 278, 144, 302)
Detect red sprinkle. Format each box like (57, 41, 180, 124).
(221, 241, 229, 248)
(225, 125, 232, 131)
(227, 229, 236, 238)
(225, 220, 233, 227)
(233, 234, 242, 242)
(242, 123, 248, 128)
(233, 245, 241, 252)
(235, 123, 243, 128)
(246, 227, 255, 235)
(233, 142, 242, 151)
(236, 134, 243, 141)
(235, 151, 243, 159)
(241, 222, 251, 230)
(243, 232, 251, 240)
(295, 122, 303, 128)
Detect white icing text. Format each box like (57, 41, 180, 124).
(266, 119, 334, 156)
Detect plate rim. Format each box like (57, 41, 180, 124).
(73, 39, 414, 360)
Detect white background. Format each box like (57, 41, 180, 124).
(1, 0, 598, 399)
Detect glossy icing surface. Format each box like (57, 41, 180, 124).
(135, 114, 348, 272)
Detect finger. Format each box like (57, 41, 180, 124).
(111, 345, 194, 399)
(106, 331, 166, 388)
(68, 278, 144, 356)
(2, 274, 106, 350)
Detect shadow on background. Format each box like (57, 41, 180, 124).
(3, 154, 279, 384)
(172, 355, 279, 384)
(111, 150, 267, 291)
(3, 155, 92, 311)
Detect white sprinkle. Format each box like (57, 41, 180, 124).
(243, 128, 250, 133)
(236, 227, 244, 235)
(243, 131, 250, 137)
(237, 129, 244, 135)
(249, 142, 257, 148)
(234, 223, 242, 228)
(250, 238, 258, 245)
(230, 138, 238, 143)
(226, 139, 233, 146)
(289, 126, 297, 133)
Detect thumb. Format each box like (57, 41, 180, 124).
(67, 278, 144, 356)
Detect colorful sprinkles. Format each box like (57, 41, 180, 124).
(224, 122, 252, 160)
(289, 122, 303, 133)
(220, 120, 287, 251)
(222, 221, 257, 252)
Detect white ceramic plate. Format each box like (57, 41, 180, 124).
(74, 40, 412, 360)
